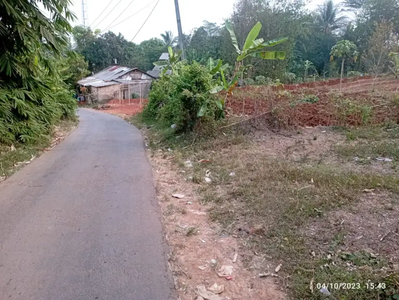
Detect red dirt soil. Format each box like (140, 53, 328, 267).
(227, 76, 399, 127)
(99, 99, 148, 117)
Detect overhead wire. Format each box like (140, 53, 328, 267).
(101, 0, 137, 32)
(89, 0, 114, 28)
(130, 0, 160, 42)
(91, 0, 123, 29)
(101, 0, 158, 32)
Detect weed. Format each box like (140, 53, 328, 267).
(186, 226, 199, 236)
(300, 94, 319, 104)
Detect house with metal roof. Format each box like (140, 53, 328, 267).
(147, 53, 171, 78)
(77, 66, 155, 103)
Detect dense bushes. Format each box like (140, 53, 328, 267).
(143, 62, 223, 132)
(0, 0, 82, 145)
(0, 69, 77, 144)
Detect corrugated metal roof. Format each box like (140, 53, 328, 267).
(159, 53, 169, 60)
(90, 81, 120, 88)
(78, 66, 155, 87)
(78, 65, 132, 87)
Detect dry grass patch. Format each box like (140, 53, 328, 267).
(160, 124, 399, 299)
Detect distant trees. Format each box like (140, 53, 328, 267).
(71, 0, 399, 85)
(72, 26, 167, 72)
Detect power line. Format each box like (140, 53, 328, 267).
(91, 0, 123, 29)
(101, 0, 158, 32)
(89, 0, 114, 28)
(102, 0, 137, 32)
(130, 0, 160, 42)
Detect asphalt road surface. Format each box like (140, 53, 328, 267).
(0, 109, 175, 300)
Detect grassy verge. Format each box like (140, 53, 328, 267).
(335, 125, 399, 165)
(134, 113, 399, 299)
(0, 118, 77, 181)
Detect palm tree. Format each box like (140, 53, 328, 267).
(160, 31, 177, 47)
(316, 0, 348, 34)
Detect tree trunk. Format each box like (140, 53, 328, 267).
(340, 58, 345, 92)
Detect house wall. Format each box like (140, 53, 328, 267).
(91, 80, 152, 103)
(93, 84, 121, 103)
(125, 80, 152, 98)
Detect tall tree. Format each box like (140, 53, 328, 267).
(160, 31, 177, 48)
(140, 38, 167, 71)
(315, 0, 348, 35)
(363, 21, 395, 79)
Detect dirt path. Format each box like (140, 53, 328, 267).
(0, 109, 175, 300)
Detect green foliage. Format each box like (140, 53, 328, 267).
(225, 21, 288, 62)
(72, 27, 166, 72)
(60, 52, 90, 88)
(316, 0, 348, 34)
(331, 40, 358, 89)
(244, 78, 255, 86)
(0, 0, 78, 145)
(348, 70, 362, 77)
(255, 75, 267, 85)
(331, 40, 358, 60)
(131, 93, 140, 99)
(154, 46, 183, 76)
(283, 72, 297, 83)
(389, 52, 399, 78)
(299, 94, 319, 104)
(160, 31, 177, 47)
(143, 62, 223, 132)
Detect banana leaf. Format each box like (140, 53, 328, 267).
(225, 21, 241, 54)
(243, 22, 262, 52)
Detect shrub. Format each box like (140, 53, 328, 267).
(143, 62, 222, 132)
(283, 72, 297, 84)
(244, 78, 255, 86)
(348, 71, 362, 77)
(255, 75, 266, 85)
(131, 93, 140, 99)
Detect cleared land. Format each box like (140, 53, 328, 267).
(135, 76, 399, 299)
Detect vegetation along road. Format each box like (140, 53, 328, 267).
(0, 109, 175, 300)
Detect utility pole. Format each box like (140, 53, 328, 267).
(174, 0, 185, 59)
(81, 0, 89, 28)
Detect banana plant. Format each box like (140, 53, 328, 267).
(153, 46, 182, 76)
(207, 21, 287, 114)
(303, 60, 316, 79)
(225, 21, 288, 63)
(197, 58, 232, 119)
(226, 20, 287, 88)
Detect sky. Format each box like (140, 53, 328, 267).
(69, 0, 331, 43)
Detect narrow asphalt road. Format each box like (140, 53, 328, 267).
(0, 109, 175, 300)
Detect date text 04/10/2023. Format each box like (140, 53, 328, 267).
(316, 282, 387, 290)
